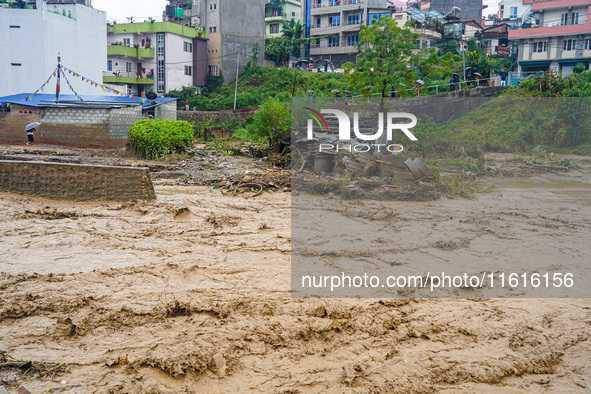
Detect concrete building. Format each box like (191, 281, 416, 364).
(428, 0, 483, 23)
(306, 0, 395, 66)
(401, 6, 445, 49)
(0, 0, 106, 96)
(265, 0, 303, 39)
(497, 0, 534, 28)
(509, 0, 591, 76)
(480, 23, 511, 56)
(188, 0, 266, 83)
(104, 22, 208, 96)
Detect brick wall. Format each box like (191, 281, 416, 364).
(0, 105, 42, 145)
(0, 104, 145, 148)
(0, 160, 155, 201)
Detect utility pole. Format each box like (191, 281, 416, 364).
(233, 52, 240, 111)
(462, 40, 466, 81)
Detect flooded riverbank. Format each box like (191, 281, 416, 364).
(1, 151, 590, 392)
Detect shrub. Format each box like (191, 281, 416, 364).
(129, 119, 194, 160)
(244, 98, 291, 149)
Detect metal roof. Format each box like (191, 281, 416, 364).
(0, 94, 177, 110)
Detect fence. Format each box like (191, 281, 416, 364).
(349, 77, 503, 104)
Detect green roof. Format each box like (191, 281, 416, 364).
(111, 22, 206, 39)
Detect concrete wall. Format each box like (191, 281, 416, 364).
(0, 160, 155, 201)
(156, 101, 178, 121)
(194, 38, 208, 87)
(219, 0, 266, 83)
(0, 104, 145, 148)
(0, 2, 107, 96)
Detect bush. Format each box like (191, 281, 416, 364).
(244, 98, 291, 149)
(129, 119, 194, 160)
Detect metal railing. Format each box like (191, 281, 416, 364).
(348, 77, 503, 104)
(311, 0, 363, 8)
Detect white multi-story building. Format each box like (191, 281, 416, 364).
(497, 0, 533, 28)
(104, 22, 208, 96)
(0, 0, 106, 96)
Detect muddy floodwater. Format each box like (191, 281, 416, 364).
(1, 170, 591, 392)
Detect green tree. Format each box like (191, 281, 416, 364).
(281, 19, 305, 58)
(265, 38, 292, 65)
(343, 17, 443, 106)
(245, 98, 291, 150)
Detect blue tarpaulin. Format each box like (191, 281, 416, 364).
(0, 93, 177, 110)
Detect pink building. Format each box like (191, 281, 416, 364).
(509, 0, 591, 75)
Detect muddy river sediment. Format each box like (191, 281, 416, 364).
(1, 161, 591, 392)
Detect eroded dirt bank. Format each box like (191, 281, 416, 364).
(0, 149, 590, 393)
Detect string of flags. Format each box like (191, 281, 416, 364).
(23, 67, 58, 102)
(62, 66, 147, 103)
(21, 56, 149, 104)
(60, 68, 86, 105)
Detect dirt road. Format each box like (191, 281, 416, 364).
(1, 153, 590, 393)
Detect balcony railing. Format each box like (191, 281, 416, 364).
(102, 71, 154, 85)
(107, 44, 154, 59)
(311, 0, 363, 8)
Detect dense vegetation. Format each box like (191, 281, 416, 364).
(166, 66, 351, 111)
(129, 119, 194, 160)
(407, 70, 591, 158)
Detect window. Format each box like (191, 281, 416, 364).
(123, 38, 131, 47)
(9, 25, 20, 28)
(563, 38, 576, 51)
(108, 60, 112, 71)
(328, 36, 339, 47)
(157, 33, 165, 93)
(585, 38, 591, 50)
(209, 3, 216, 10)
(347, 14, 360, 25)
(369, 13, 390, 25)
(329, 16, 340, 26)
(510, 6, 517, 19)
(157, 33, 165, 55)
(125, 62, 132, 73)
(193, 0, 198, 5)
(346, 35, 359, 46)
(560, 13, 578, 25)
(11, 63, 22, 67)
(184, 42, 193, 52)
(532, 41, 547, 53)
(208, 65, 219, 76)
(185, 65, 192, 76)
(270, 24, 280, 34)
(272, 8, 281, 16)
(209, 26, 217, 33)
(316, 17, 321, 28)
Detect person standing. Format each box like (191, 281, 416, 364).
(185, 99, 190, 111)
(500, 71, 507, 86)
(26, 127, 35, 146)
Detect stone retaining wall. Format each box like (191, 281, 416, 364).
(0, 160, 155, 201)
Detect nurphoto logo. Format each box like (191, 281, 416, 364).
(305, 108, 418, 153)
